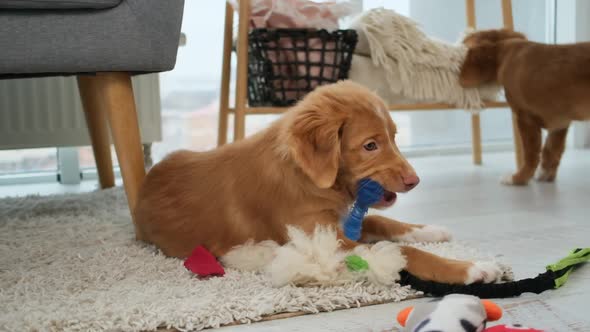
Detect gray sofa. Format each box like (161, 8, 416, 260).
(1, 0, 184, 76)
(0, 0, 184, 223)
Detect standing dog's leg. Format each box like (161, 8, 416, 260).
(360, 215, 451, 243)
(536, 127, 569, 182)
(502, 112, 542, 185)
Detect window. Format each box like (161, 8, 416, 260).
(0, 0, 576, 187)
(156, 0, 558, 161)
(155, 1, 227, 161)
(78, 146, 119, 170)
(0, 148, 57, 175)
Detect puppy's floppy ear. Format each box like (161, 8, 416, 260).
(459, 42, 498, 87)
(288, 104, 347, 189)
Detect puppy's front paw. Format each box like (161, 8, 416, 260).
(398, 225, 452, 243)
(501, 173, 529, 186)
(465, 261, 503, 284)
(535, 167, 556, 182)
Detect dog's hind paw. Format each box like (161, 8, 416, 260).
(465, 261, 503, 284)
(500, 173, 516, 185)
(398, 225, 452, 243)
(501, 173, 529, 186)
(535, 168, 556, 182)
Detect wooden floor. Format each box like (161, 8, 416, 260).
(216, 150, 590, 332)
(1, 150, 588, 331)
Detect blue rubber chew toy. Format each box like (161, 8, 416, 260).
(342, 178, 384, 241)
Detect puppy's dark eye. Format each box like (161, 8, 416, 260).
(363, 142, 378, 151)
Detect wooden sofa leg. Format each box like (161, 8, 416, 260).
(78, 76, 115, 189)
(89, 73, 146, 229)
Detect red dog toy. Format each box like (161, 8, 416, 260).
(183, 246, 225, 277)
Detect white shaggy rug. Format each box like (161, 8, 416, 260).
(0, 188, 509, 332)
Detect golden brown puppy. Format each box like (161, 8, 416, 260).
(134, 81, 501, 284)
(460, 29, 590, 185)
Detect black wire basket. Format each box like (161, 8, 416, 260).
(247, 28, 358, 107)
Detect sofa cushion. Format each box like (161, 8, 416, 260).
(0, 0, 184, 76)
(0, 0, 121, 10)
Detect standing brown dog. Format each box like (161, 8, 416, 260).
(134, 81, 501, 285)
(460, 29, 590, 185)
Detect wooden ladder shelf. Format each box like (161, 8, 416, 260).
(217, 0, 523, 168)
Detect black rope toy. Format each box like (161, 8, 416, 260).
(343, 179, 590, 298)
(396, 248, 590, 298)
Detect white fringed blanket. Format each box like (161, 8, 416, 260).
(348, 8, 501, 110)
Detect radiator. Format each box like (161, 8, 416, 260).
(0, 74, 162, 150)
